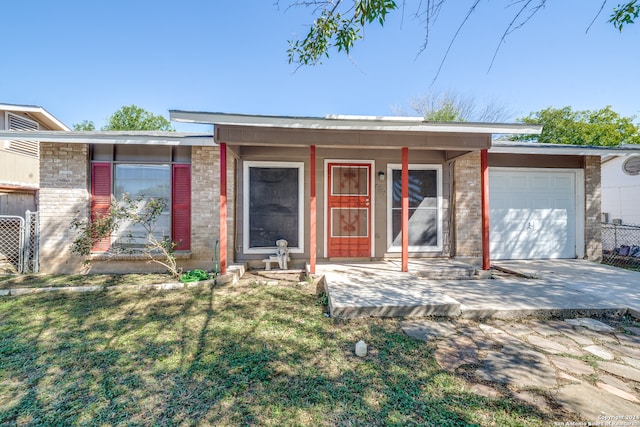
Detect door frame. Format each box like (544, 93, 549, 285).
(489, 167, 585, 259)
(324, 159, 375, 258)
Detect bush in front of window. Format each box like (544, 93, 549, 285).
(71, 193, 182, 278)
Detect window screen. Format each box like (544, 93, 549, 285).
(248, 167, 299, 248)
(391, 168, 439, 248)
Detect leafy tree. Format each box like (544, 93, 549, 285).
(74, 105, 173, 131)
(286, 1, 638, 67)
(102, 105, 173, 131)
(610, 0, 639, 31)
(73, 120, 96, 131)
(513, 106, 640, 146)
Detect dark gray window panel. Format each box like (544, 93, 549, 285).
(248, 167, 299, 248)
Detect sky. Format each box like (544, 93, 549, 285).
(1, 1, 639, 132)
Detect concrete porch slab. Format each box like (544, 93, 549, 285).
(493, 260, 640, 318)
(317, 262, 462, 319)
(318, 259, 640, 320)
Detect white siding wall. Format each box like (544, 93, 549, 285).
(602, 157, 640, 225)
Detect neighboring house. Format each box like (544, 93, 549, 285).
(601, 153, 640, 225)
(0, 103, 69, 216)
(2, 111, 639, 274)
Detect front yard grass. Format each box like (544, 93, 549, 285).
(0, 273, 550, 426)
(0, 273, 173, 290)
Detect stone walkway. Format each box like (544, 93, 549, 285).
(401, 316, 640, 422)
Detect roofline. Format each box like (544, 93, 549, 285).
(169, 110, 543, 135)
(0, 103, 70, 131)
(0, 130, 214, 146)
(491, 141, 640, 157)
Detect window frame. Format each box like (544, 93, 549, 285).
(89, 144, 191, 252)
(112, 163, 173, 247)
(622, 156, 640, 176)
(242, 161, 305, 254)
(386, 163, 443, 253)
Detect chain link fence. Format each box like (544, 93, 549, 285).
(0, 215, 24, 273)
(602, 222, 640, 271)
(0, 211, 39, 274)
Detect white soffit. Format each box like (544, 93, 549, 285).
(0, 130, 215, 146)
(170, 110, 543, 135)
(0, 103, 70, 131)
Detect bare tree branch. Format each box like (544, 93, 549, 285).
(286, 1, 638, 79)
(430, 0, 481, 85)
(488, 0, 546, 72)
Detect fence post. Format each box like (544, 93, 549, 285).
(23, 210, 32, 273)
(33, 211, 39, 273)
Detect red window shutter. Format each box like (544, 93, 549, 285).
(172, 164, 191, 250)
(91, 162, 111, 252)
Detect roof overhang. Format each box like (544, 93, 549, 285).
(491, 141, 640, 157)
(170, 110, 543, 135)
(0, 103, 70, 131)
(0, 130, 214, 146)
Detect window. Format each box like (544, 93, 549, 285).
(5, 112, 39, 158)
(243, 161, 304, 254)
(90, 145, 191, 251)
(113, 164, 171, 247)
(623, 156, 640, 176)
(387, 164, 442, 252)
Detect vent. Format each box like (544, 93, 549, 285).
(623, 156, 640, 176)
(5, 113, 39, 158)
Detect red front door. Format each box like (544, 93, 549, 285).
(327, 162, 372, 257)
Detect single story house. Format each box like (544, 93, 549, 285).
(2, 111, 639, 275)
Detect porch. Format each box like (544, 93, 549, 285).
(317, 259, 640, 320)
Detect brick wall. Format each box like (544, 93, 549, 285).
(584, 155, 602, 261)
(453, 152, 482, 258)
(191, 146, 221, 267)
(39, 142, 89, 273)
(38, 143, 236, 274)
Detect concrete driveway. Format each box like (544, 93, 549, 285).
(319, 259, 640, 320)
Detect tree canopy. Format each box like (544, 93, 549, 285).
(514, 106, 640, 146)
(287, 1, 639, 67)
(73, 105, 173, 131)
(103, 105, 173, 131)
(72, 120, 96, 131)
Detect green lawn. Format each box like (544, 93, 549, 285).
(0, 273, 174, 290)
(0, 274, 551, 426)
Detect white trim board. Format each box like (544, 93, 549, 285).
(242, 161, 305, 254)
(386, 164, 443, 253)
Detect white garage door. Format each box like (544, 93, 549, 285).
(490, 169, 580, 259)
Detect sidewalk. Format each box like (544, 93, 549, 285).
(401, 316, 640, 420)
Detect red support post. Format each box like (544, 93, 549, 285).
(402, 147, 409, 272)
(309, 145, 317, 274)
(480, 148, 490, 270)
(219, 142, 227, 275)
